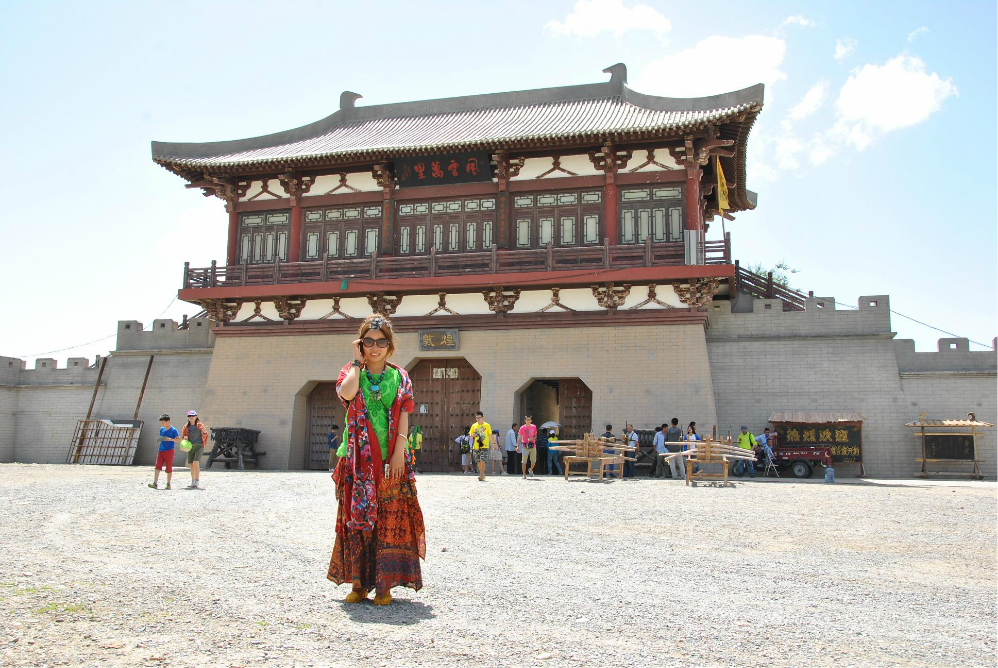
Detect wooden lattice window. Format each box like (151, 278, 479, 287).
(396, 197, 496, 254)
(302, 204, 382, 260)
(619, 186, 684, 244)
(238, 211, 290, 264)
(512, 189, 602, 248)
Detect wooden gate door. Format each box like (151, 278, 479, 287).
(558, 378, 593, 440)
(306, 382, 341, 470)
(409, 358, 482, 472)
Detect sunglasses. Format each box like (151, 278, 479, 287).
(363, 337, 390, 349)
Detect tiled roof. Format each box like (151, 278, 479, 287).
(151, 65, 764, 210)
(154, 96, 758, 169)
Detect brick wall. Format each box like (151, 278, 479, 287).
(201, 323, 718, 469)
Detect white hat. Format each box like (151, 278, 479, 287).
(187, 410, 198, 416)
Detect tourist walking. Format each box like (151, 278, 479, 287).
(518, 415, 538, 478)
(328, 423, 341, 471)
(504, 423, 519, 475)
(181, 410, 209, 489)
(736, 425, 757, 478)
(149, 414, 178, 490)
(536, 427, 549, 474)
(546, 430, 562, 475)
(623, 424, 639, 478)
(470, 411, 493, 482)
(327, 314, 425, 606)
(409, 424, 422, 473)
(685, 422, 701, 475)
(600, 424, 617, 474)
(457, 428, 472, 474)
(664, 418, 685, 480)
(652, 425, 668, 478)
(488, 429, 504, 475)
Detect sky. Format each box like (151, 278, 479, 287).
(0, 0, 995, 366)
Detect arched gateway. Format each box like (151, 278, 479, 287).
(408, 358, 482, 472)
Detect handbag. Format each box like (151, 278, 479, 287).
(179, 439, 193, 452)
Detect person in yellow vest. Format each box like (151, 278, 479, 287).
(736, 425, 757, 478)
(409, 424, 423, 473)
(470, 411, 493, 482)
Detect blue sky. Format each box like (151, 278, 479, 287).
(0, 0, 994, 365)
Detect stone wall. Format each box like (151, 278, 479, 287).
(202, 323, 718, 469)
(707, 297, 996, 478)
(1, 318, 213, 466)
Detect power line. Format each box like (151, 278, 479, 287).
(12, 296, 180, 358)
(833, 300, 992, 349)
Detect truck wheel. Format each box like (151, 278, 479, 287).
(790, 460, 812, 478)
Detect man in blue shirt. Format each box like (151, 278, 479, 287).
(150, 414, 179, 490)
(652, 425, 669, 478)
(756, 427, 774, 469)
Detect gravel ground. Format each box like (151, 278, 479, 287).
(1, 464, 995, 668)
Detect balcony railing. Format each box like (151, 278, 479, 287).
(181, 237, 730, 290)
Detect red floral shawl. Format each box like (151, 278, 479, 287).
(333, 361, 415, 532)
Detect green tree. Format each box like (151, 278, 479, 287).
(746, 261, 800, 289)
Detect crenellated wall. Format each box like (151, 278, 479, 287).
(1, 319, 214, 466)
(1, 306, 994, 477)
(706, 296, 996, 478)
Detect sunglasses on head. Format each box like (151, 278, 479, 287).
(363, 337, 390, 349)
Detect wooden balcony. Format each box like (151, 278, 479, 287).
(184, 238, 732, 291)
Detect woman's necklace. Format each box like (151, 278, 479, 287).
(365, 367, 387, 402)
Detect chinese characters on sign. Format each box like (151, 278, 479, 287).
(924, 434, 975, 460)
(775, 422, 863, 463)
(419, 329, 460, 352)
(395, 152, 493, 187)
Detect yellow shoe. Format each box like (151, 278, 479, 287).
(372, 591, 392, 606)
(345, 588, 369, 604)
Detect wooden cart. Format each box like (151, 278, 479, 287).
(551, 433, 635, 481)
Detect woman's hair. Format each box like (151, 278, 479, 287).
(358, 313, 396, 356)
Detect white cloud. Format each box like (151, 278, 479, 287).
(780, 14, 816, 29)
(634, 35, 786, 97)
(907, 26, 929, 42)
(787, 81, 829, 121)
(833, 54, 957, 149)
(775, 134, 804, 170)
(834, 38, 857, 61)
(545, 0, 671, 39)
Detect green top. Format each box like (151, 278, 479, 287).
(337, 365, 401, 460)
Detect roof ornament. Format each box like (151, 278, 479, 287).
(602, 63, 627, 84)
(340, 91, 362, 110)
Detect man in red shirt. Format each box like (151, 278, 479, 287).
(517, 415, 538, 478)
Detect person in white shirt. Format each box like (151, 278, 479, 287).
(504, 423, 519, 475)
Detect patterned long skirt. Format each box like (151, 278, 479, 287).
(327, 476, 426, 593)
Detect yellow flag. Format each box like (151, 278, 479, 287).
(716, 156, 729, 212)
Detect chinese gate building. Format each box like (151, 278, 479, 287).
(124, 63, 994, 475)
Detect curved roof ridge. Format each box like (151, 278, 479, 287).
(152, 71, 764, 162)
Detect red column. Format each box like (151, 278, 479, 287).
(226, 210, 239, 266)
(684, 167, 701, 231)
(604, 171, 618, 244)
(289, 205, 303, 262)
(380, 190, 394, 256)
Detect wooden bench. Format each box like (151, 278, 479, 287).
(552, 433, 635, 481)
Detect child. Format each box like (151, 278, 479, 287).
(457, 427, 472, 474)
(150, 414, 179, 490)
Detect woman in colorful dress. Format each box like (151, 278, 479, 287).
(327, 314, 426, 605)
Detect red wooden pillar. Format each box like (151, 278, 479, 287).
(226, 209, 239, 266)
(604, 171, 618, 244)
(375, 164, 395, 256)
(288, 205, 303, 262)
(684, 166, 701, 231)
